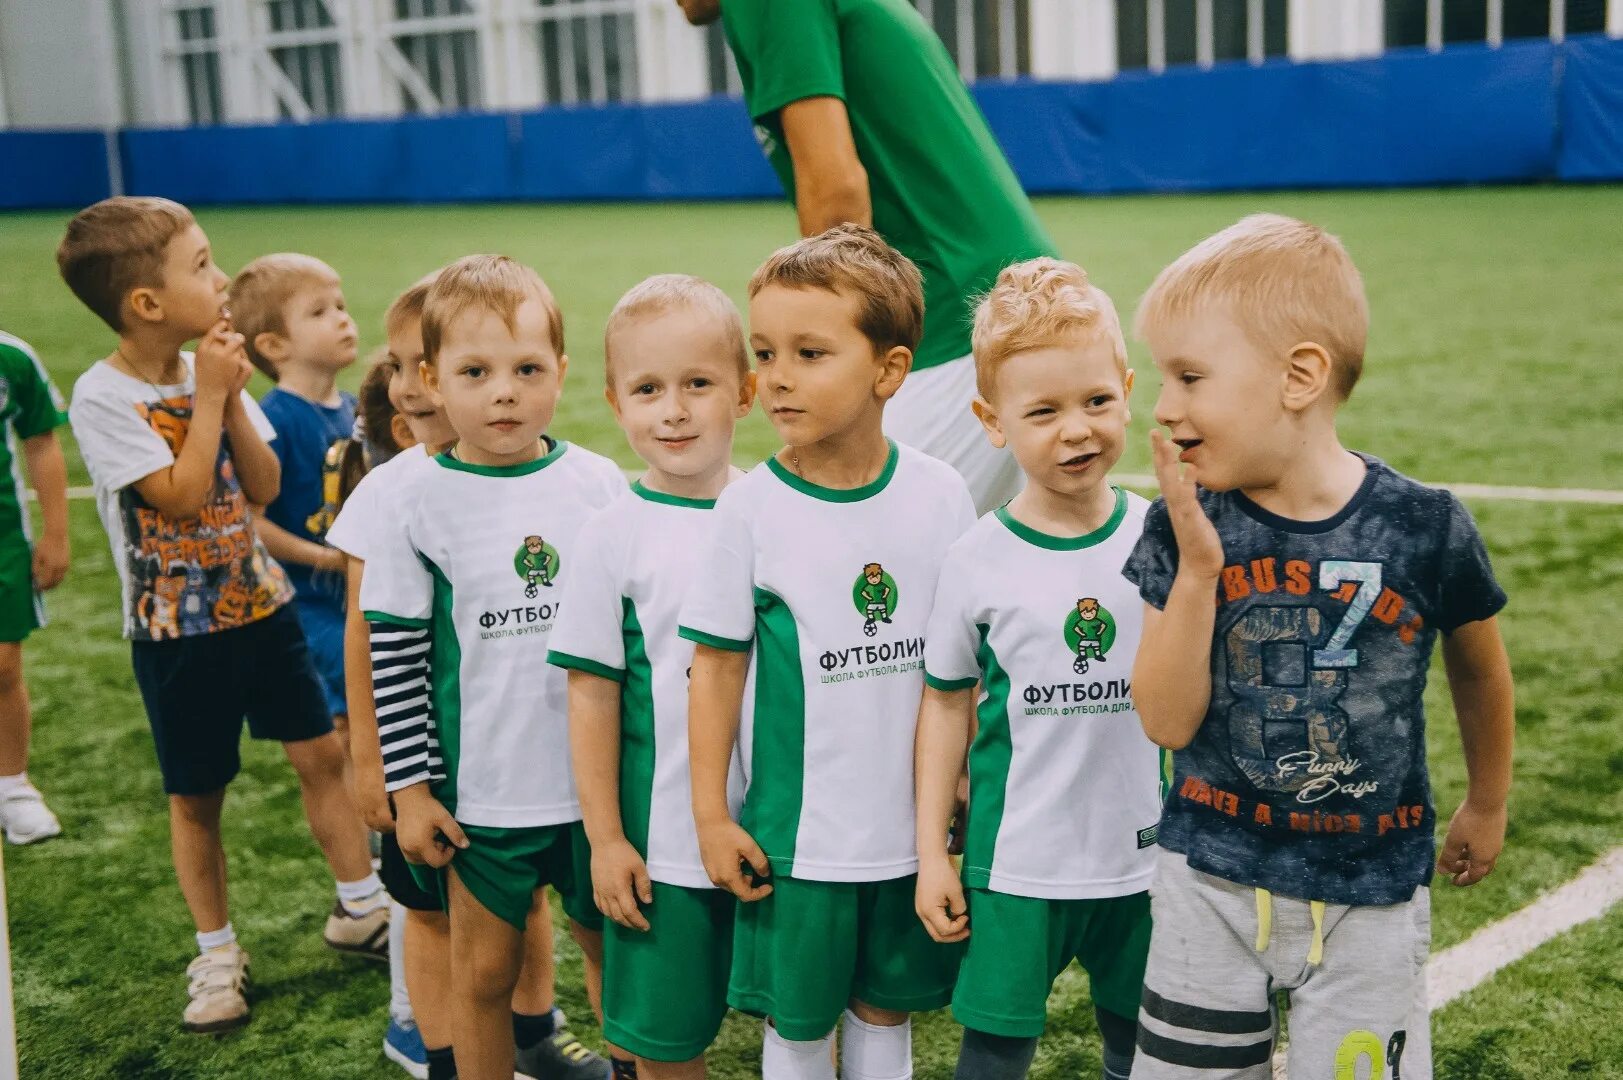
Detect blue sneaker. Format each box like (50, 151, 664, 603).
(384, 1016, 428, 1079)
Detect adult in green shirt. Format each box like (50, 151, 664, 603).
(678, 0, 1058, 513)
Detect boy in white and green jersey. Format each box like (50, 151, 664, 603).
(547, 275, 759, 1078)
(360, 256, 626, 1080)
(915, 260, 1161, 1080)
(0, 330, 71, 844)
(682, 228, 975, 1080)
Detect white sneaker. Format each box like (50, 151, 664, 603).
(0, 783, 61, 844)
(183, 944, 251, 1033)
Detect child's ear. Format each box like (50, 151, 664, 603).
(419, 360, 444, 406)
(971, 396, 1007, 449)
(1123, 368, 1135, 425)
(557, 353, 570, 388)
(389, 413, 416, 450)
(126, 286, 164, 326)
(603, 383, 622, 420)
(254, 331, 289, 368)
(874, 345, 912, 402)
(1282, 342, 1333, 413)
(737, 370, 759, 416)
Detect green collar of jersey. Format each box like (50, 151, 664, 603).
(436, 438, 567, 477)
(631, 480, 717, 510)
(995, 487, 1127, 550)
(766, 440, 899, 503)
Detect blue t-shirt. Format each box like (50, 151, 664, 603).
(1122, 454, 1506, 906)
(259, 387, 356, 606)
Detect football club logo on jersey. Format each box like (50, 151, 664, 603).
(514, 535, 560, 598)
(1064, 597, 1116, 674)
(852, 562, 898, 637)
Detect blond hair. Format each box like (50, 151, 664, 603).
(421, 255, 564, 365)
(56, 196, 197, 332)
(1135, 213, 1368, 399)
(604, 274, 748, 385)
(228, 253, 343, 378)
(971, 258, 1127, 399)
(385, 271, 441, 341)
(749, 224, 924, 355)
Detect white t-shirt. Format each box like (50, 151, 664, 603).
(679, 442, 976, 882)
(546, 482, 749, 890)
(69, 355, 292, 640)
(359, 441, 627, 828)
(325, 444, 431, 562)
(923, 489, 1163, 899)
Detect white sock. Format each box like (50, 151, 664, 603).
(762, 1022, 836, 1080)
(337, 872, 387, 915)
(0, 773, 30, 797)
(840, 1010, 911, 1080)
(196, 922, 237, 954)
(387, 901, 413, 1025)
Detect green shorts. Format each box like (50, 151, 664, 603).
(411, 820, 603, 933)
(604, 882, 736, 1062)
(729, 874, 962, 1042)
(952, 888, 1152, 1038)
(0, 539, 43, 643)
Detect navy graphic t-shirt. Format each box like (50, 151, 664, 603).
(1122, 454, 1506, 905)
(260, 387, 356, 607)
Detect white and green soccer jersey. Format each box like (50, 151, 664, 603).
(360, 441, 626, 828)
(546, 482, 748, 890)
(679, 442, 976, 882)
(325, 443, 431, 563)
(924, 489, 1163, 900)
(0, 331, 68, 550)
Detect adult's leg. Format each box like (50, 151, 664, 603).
(884, 355, 1022, 515)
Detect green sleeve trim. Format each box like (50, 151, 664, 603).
(546, 650, 627, 683)
(925, 672, 978, 693)
(678, 625, 753, 653)
(362, 611, 431, 629)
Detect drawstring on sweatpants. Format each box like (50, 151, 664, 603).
(1252, 888, 1327, 966)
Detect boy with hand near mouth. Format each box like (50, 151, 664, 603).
(361, 255, 626, 1080)
(61, 196, 375, 1034)
(548, 275, 758, 1079)
(914, 258, 1162, 1080)
(1125, 214, 1514, 1078)
(681, 225, 976, 1080)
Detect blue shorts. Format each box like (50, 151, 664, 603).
(292, 594, 347, 718)
(131, 605, 333, 795)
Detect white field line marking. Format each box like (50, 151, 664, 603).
(1270, 846, 1622, 1077)
(1426, 845, 1623, 1009)
(41, 476, 1623, 505)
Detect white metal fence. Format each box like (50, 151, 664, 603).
(28, 0, 1623, 129)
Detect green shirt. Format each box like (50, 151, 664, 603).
(722, 0, 1057, 371)
(0, 332, 68, 544)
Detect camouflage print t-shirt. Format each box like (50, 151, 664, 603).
(1122, 454, 1506, 905)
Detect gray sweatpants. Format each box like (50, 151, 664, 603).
(1131, 850, 1429, 1080)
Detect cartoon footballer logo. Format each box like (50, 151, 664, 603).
(852, 562, 898, 637)
(514, 535, 560, 598)
(1064, 597, 1116, 674)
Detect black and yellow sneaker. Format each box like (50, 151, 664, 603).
(515, 1029, 612, 1080)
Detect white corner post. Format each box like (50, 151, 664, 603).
(1029, 0, 1117, 81)
(1287, 0, 1383, 61)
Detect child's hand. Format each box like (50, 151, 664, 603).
(31, 531, 69, 591)
(592, 837, 654, 931)
(1436, 799, 1506, 886)
(351, 762, 395, 834)
(1150, 429, 1224, 580)
(915, 855, 969, 943)
(698, 818, 773, 902)
(393, 785, 467, 868)
(195, 319, 248, 400)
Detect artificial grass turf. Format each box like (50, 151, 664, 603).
(3, 186, 1620, 1076)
